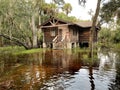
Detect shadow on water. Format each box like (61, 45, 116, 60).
(0, 48, 119, 90)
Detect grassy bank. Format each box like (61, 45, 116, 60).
(0, 46, 24, 53)
(112, 43, 120, 51)
(73, 47, 97, 53)
(0, 46, 43, 55)
(14, 48, 43, 55)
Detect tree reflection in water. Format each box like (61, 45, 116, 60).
(89, 66, 95, 90)
(109, 51, 120, 90)
(0, 49, 119, 90)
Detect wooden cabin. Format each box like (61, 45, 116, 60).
(40, 17, 99, 49)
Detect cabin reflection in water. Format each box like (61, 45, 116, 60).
(0, 49, 119, 90)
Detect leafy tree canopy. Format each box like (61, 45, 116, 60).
(100, 0, 120, 24)
(62, 3, 72, 15)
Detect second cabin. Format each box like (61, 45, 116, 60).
(40, 17, 100, 49)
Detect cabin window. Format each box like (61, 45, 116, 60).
(73, 29, 77, 36)
(50, 28, 56, 36)
(51, 30, 55, 36)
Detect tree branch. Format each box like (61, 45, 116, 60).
(0, 34, 30, 49)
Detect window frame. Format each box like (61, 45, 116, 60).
(50, 27, 57, 36)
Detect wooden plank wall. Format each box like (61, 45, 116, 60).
(79, 28, 90, 42)
(79, 28, 98, 43)
(43, 28, 58, 42)
(69, 26, 79, 42)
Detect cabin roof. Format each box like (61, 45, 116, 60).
(74, 21, 93, 28)
(39, 17, 99, 29)
(40, 17, 72, 26)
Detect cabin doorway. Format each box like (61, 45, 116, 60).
(59, 29, 62, 36)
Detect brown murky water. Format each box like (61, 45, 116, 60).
(0, 49, 120, 90)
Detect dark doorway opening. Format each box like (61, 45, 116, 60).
(50, 43, 53, 48)
(79, 42, 89, 48)
(72, 43, 75, 48)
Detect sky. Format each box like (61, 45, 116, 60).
(46, 0, 98, 20)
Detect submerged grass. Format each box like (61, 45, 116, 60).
(14, 48, 43, 55)
(0, 46, 43, 55)
(113, 43, 120, 50)
(73, 47, 98, 61)
(0, 46, 24, 51)
(72, 47, 97, 53)
(0, 46, 98, 56)
(0, 46, 25, 54)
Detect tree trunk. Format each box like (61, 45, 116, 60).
(0, 34, 30, 49)
(89, 0, 101, 58)
(0, 29, 3, 47)
(38, 15, 43, 47)
(31, 14, 38, 48)
(0, 37, 4, 47)
(0, 16, 3, 46)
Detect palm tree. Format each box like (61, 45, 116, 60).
(62, 3, 72, 16)
(52, 0, 65, 5)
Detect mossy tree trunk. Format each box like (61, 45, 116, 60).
(89, 0, 101, 58)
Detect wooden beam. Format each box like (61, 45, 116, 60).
(49, 19, 59, 25)
(55, 20, 59, 25)
(41, 24, 72, 28)
(53, 18, 55, 24)
(49, 21, 55, 26)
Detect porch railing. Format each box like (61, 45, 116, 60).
(52, 35, 63, 49)
(53, 35, 62, 43)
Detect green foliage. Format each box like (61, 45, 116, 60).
(0, 46, 25, 54)
(113, 28, 120, 43)
(42, 3, 57, 16)
(0, 0, 47, 48)
(62, 3, 72, 15)
(56, 12, 78, 22)
(98, 27, 120, 48)
(98, 28, 112, 43)
(14, 48, 43, 55)
(0, 46, 43, 55)
(113, 43, 120, 51)
(100, 0, 120, 23)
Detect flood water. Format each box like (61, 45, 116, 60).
(0, 49, 120, 90)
